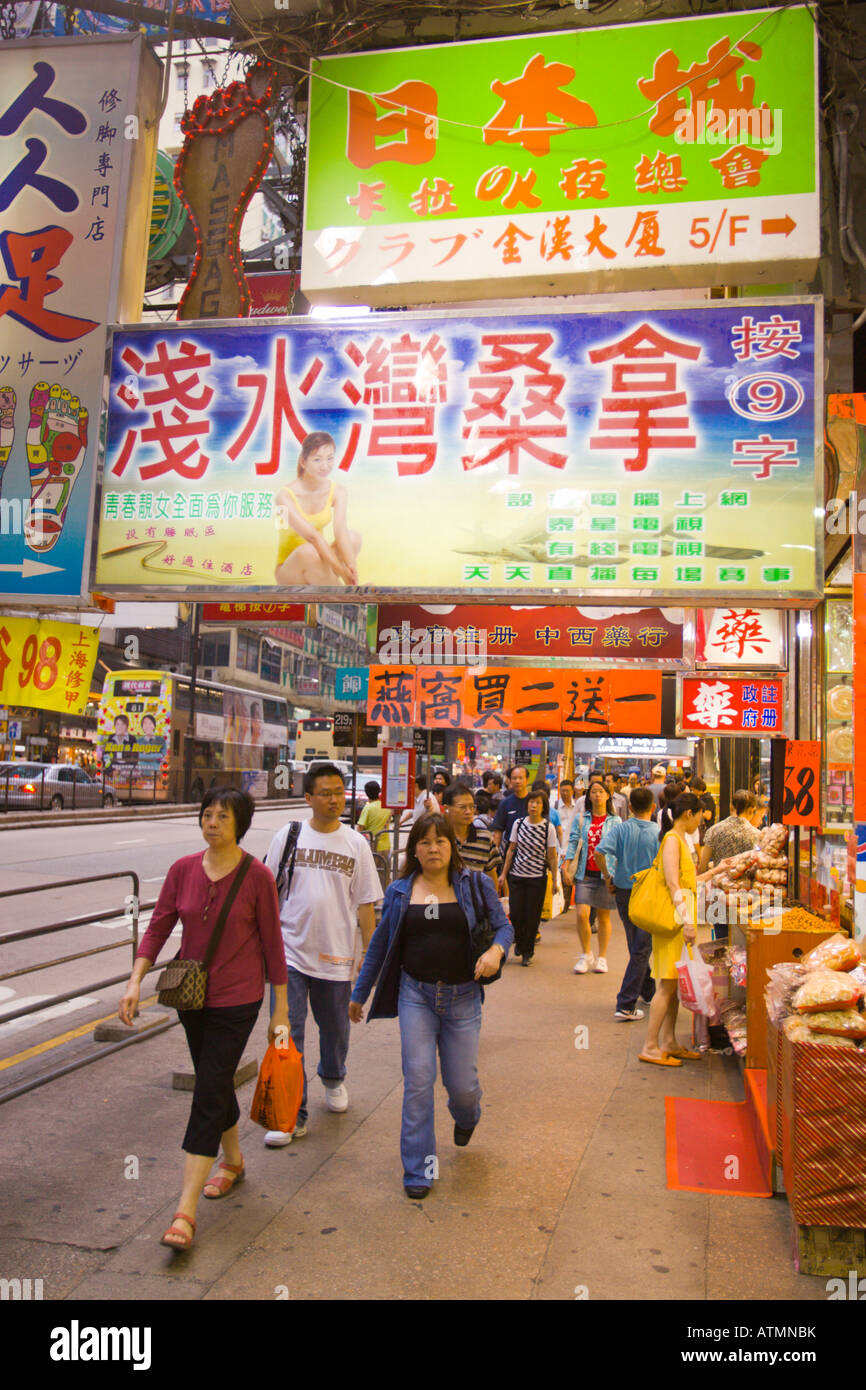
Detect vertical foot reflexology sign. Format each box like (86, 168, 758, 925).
(0, 35, 159, 603)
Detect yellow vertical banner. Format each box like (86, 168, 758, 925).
(0, 619, 99, 716)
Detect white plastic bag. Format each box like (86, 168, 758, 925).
(676, 945, 717, 1017)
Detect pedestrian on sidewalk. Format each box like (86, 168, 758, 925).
(594, 786, 659, 1021)
(498, 788, 558, 964)
(442, 781, 501, 883)
(349, 813, 512, 1199)
(262, 763, 382, 1147)
(119, 787, 289, 1253)
(640, 793, 732, 1068)
(563, 781, 618, 975)
(552, 779, 579, 909)
(357, 780, 391, 854)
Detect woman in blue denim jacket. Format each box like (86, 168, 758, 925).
(349, 812, 513, 1200)
(563, 781, 619, 976)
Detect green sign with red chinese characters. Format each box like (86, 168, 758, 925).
(302, 6, 817, 305)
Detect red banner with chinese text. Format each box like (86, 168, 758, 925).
(202, 603, 306, 623)
(680, 675, 786, 735)
(376, 605, 684, 662)
(367, 666, 662, 734)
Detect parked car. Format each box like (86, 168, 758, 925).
(0, 762, 116, 810)
(341, 772, 370, 821)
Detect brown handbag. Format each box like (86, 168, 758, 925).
(157, 854, 253, 1010)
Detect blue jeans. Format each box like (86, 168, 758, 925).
(270, 968, 352, 1124)
(614, 886, 656, 1012)
(398, 971, 482, 1189)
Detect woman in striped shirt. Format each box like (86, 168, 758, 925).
(498, 789, 559, 965)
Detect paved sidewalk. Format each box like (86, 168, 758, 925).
(0, 909, 829, 1301)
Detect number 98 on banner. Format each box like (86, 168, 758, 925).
(0, 618, 99, 717)
(782, 739, 821, 829)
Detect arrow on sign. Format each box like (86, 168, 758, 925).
(761, 216, 797, 237)
(0, 558, 64, 579)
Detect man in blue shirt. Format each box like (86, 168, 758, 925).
(491, 763, 531, 850)
(595, 786, 659, 1021)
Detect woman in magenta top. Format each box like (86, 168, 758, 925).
(119, 786, 288, 1252)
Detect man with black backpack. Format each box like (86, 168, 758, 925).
(262, 763, 382, 1148)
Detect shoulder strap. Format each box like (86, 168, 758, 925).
(274, 820, 302, 905)
(202, 853, 253, 969)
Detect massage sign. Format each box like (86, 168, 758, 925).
(174, 61, 276, 320)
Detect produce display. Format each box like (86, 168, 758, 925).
(707, 824, 789, 918)
(792, 970, 863, 1013)
(765, 927, 866, 1048)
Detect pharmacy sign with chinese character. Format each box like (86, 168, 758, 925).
(302, 6, 818, 305)
(95, 298, 821, 602)
(0, 35, 160, 604)
(679, 674, 787, 735)
(696, 607, 785, 667)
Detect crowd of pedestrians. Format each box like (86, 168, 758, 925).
(119, 759, 758, 1239)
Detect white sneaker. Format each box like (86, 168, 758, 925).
(594, 957, 609, 974)
(573, 954, 594, 974)
(264, 1129, 293, 1147)
(325, 1083, 349, 1112)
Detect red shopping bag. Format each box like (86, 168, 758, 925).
(250, 1039, 304, 1133)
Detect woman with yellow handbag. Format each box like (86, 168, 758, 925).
(635, 793, 731, 1068)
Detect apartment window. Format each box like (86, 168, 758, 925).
(260, 643, 282, 684)
(202, 62, 218, 88)
(201, 633, 230, 667)
(175, 64, 190, 91)
(236, 632, 259, 672)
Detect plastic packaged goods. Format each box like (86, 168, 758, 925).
(782, 1015, 859, 1048)
(799, 933, 862, 974)
(718, 998, 748, 1054)
(753, 869, 787, 885)
(757, 823, 789, 855)
(726, 849, 759, 881)
(764, 962, 807, 1024)
(792, 969, 863, 1014)
(806, 1010, 866, 1039)
(753, 853, 789, 870)
(729, 944, 747, 987)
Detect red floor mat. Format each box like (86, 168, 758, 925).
(665, 1095, 772, 1198)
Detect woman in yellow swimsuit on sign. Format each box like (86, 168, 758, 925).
(274, 432, 361, 586)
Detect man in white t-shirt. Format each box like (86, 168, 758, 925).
(263, 763, 382, 1147)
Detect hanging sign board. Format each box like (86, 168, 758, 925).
(782, 739, 821, 828)
(0, 617, 99, 716)
(0, 35, 160, 604)
(95, 297, 821, 603)
(679, 673, 787, 735)
(367, 665, 662, 735)
(302, 7, 818, 305)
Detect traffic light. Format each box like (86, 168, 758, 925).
(468, 743, 477, 762)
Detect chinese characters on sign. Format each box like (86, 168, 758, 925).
(680, 675, 786, 734)
(0, 36, 158, 603)
(376, 604, 684, 661)
(96, 299, 819, 600)
(0, 617, 98, 715)
(696, 607, 784, 666)
(367, 666, 662, 735)
(303, 9, 818, 304)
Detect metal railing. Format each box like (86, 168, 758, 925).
(0, 871, 156, 1024)
(0, 871, 177, 1102)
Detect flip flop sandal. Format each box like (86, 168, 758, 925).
(160, 1211, 196, 1250)
(639, 1052, 683, 1067)
(203, 1160, 245, 1199)
(669, 1048, 702, 1060)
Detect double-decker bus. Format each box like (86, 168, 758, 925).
(96, 670, 291, 802)
(295, 715, 336, 761)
